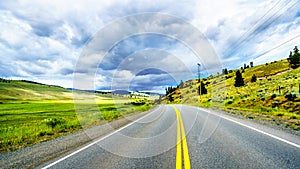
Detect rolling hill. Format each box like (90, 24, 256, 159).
(166, 59, 300, 131)
(0, 79, 73, 102)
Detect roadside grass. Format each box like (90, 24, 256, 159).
(0, 80, 152, 152)
(0, 101, 78, 152)
(0, 100, 152, 152)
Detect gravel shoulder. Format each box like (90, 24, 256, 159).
(0, 106, 160, 169)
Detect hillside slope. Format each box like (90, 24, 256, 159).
(0, 79, 73, 102)
(167, 59, 300, 130)
(0, 79, 151, 152)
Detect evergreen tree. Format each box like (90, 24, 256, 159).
(234, 70, 245, 87)
(200, 81, 207, 95)
(294, 46, 299, 54)
(224, 68, 228, 74)
(250, 61, 253, 67)
(288, 46, 300, 68)
(179, 80, 184, 88)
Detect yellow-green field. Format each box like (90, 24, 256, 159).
(0, 80, 152, 152)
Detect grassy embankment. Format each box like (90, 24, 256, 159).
(0, 80, 151, 152)
(166, 59, 300, 130)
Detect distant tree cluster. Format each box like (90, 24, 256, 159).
(165, 86, 176, 102)
(165, 86, 176, 96)
(0, 78, 10, 83)
(21, 79, 45, 85)
(288, 46, 300, 68)
(222, 68, 228, 75)
(240, 61, 254, 71)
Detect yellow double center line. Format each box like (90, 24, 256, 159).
(172, 106, 191, 169)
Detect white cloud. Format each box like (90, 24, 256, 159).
(0, 0, 299, 92)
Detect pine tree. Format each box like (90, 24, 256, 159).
(288, 46, 300, 68)
(234, 70, 245, 87)
(179, 80, 184, 88)
(224, 68, 228, 74)
(294, 46, 299, 54)
(200, 81, 207, 95)
(250, 61, 254, 67)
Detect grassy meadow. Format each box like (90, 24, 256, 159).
(0, 80, 152, 152)
(166, 59, 300, 131)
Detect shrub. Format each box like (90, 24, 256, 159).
(276, 113, 284, 116)
(246, 115, 255, 119)
(226, 99, 234, 104)
(285, 93, 297, 101)
(272, 101, 279, 108)
(270, 94, 277, 99)
(257, 89, 263, 92)
(251, 74, 257, 82)
(45, 117, 65, 130)
(38, 131, 47, 137)
(225, 75, 233, 79)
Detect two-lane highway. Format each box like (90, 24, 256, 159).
(38, 105, 300, 169)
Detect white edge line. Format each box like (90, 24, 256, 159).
(196, 107, 300, 149)
(41, 106, 161, 169)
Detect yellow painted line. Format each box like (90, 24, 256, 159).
(172, 105, 191, 169)
(179, 113, 191, 169)
(176, 111, 182, 169)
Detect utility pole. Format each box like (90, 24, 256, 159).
(197, 63, 201, 102)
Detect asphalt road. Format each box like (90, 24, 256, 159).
(38, 105, 300, 169)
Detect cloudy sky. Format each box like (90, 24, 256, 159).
(0, 0, 299, 93)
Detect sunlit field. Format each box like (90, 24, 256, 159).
(0, 80, 152, 152)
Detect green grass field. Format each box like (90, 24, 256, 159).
(0, 80, 152, 152)
(166, 59, 300, 131)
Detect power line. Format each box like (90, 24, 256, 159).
(252, 34, 300, 60)
(228, 0, 282, 51)
(225, 0, 294, 56)
(224, 0, 299, 58)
